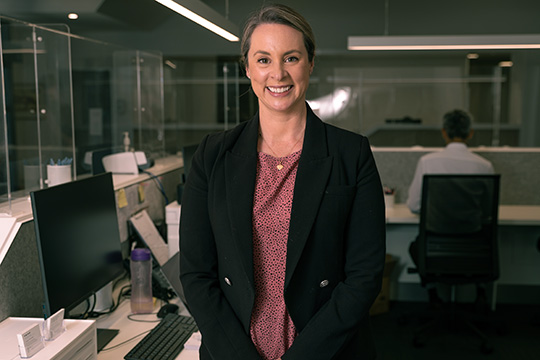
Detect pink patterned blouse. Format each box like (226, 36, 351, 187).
(250, 150, 301, 360)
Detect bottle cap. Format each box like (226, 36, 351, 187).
(131, 248, 151, 261)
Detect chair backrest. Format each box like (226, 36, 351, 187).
(417, 174, 501, 285)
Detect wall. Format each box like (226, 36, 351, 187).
(0, 168, 181, 322)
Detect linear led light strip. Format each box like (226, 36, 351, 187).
(155, 0, 239, 42)
(348, 35, 540, 50)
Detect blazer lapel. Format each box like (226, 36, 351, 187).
(225, 117, 259, 284)
(285, 107, 332, 288)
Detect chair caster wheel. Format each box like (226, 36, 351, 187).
(481, 341, 494, 354)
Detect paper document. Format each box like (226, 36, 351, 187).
(129, 210, 169, 266)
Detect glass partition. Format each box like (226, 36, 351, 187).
(162, 57, 255, 153)
(162, 50, 540, 150)
(113, 50, 165, 158)
(0, 16, 164, 215)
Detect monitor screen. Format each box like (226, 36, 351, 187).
(31, 172, 124, 318)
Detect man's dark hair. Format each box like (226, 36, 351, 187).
(443, 109, 472, 140)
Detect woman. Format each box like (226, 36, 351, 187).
(180, 4, 386, 359)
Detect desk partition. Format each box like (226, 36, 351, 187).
(373, 147, 540, 206)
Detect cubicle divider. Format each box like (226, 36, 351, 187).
(373, 147, 540, 206)
(0, 165, 181, 323)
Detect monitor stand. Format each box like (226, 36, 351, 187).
(97, 328, 119, 352)
(93, 282, 114, 312)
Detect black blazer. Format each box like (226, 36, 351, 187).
(180, 105, 386, 360)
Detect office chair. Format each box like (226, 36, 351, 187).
(409, 174, 502, 354)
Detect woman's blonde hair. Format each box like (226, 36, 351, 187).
(240, 3, 315, 68)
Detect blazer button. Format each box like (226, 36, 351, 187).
(319, 280, 329, 288)
(224, 277, 232, 286)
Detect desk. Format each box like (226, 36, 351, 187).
(386, 204, 540, 226)
(385, 203, 540, 304)
(96, 299, 199, 360)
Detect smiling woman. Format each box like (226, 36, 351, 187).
(245, 23, 313, 123)
(179, 4, 386, 360)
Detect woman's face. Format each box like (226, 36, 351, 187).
(245, 23, 314, 116)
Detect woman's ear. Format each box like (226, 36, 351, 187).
(245, 67, 250, 79)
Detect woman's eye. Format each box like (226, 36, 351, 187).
(285, 56, 299, 63)
(257, 58, 269, 64)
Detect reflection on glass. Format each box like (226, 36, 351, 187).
(307, 87, 353, 121)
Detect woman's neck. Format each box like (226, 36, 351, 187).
(258, 108, 306, 156)
(258, 104, 306, 140)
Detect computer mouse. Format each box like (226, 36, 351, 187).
(157, 303, 179, 318)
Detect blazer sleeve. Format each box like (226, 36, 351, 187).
(179, 135, 261, 359)
(283, 136, 386, 359)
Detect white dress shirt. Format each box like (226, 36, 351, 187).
(406, 142, 494, 213)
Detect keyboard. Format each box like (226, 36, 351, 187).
(124, 313, 198, 360)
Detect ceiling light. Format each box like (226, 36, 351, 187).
(154, 0, 239, 42)
(164, 60, 177, 69)
(467, 53, 479, 60)
(348, 34, 540, 51)
(67, 13, 79, 20)
(499, 61, 513, 67)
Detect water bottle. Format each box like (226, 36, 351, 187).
(130, 248, 153, 313)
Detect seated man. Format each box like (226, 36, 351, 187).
(406, 109, 494, 303)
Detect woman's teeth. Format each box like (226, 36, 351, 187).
(267, 86, 291, 93)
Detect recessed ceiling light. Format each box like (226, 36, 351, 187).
(67, 13, 79, 20)
(164, 60, 177, 69)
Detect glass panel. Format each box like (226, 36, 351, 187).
(0, 19, 47, 207)
(162, 57, 255, 153)
(34, 25, 74, 184)
(70, 37, 129, 177)
(138, 51, 165, 157)
(0, 20, 8, 206)
(1, 16, 165, 213)
(161, 51, 540, 149)
(308, 54, 515, 147)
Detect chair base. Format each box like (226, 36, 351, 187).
(408, 300, 505, 354)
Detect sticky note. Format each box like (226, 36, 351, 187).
(117, 189, 128, 208)
(138, 184, 145, 203)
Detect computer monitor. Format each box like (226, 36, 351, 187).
(30, 172, 125, 319)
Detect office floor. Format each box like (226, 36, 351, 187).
(371, 301, 540, 360)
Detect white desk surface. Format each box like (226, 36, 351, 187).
(96, 298, 198, 360)
(386, 204, 540, 226)
(0, 317, 96, 360)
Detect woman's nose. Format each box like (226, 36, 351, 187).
(270, 62, 286, 80)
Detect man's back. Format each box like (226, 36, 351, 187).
(406, 143, 494, 213)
